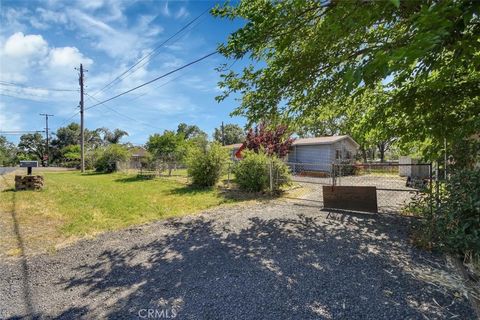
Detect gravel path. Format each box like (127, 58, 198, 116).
(0, 197, 475, 319)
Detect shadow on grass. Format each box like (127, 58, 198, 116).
(167, 184, 279, 202)
(80, 171, 112, 176)
(115, 175, 156, 183)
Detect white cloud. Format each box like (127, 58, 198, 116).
(0, 32, 49, 82)
(0, 102, 22, 131)
(47, 47, 93, 68)
(175, 7, 189, 19)
(161, 2, 171, 17)
(0, 32, 93, 91)
(36, 8, 68, 25)
(3, 32, 48, 58)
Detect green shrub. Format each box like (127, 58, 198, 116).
(61, 145, 81, 168)
(234, 151, 291, 192)
(436, 169, 480, 260)
(409, 169, 480, 266)
(186, 142, 229, 187)
(95, 144, 130, 173)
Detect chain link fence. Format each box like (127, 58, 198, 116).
(117, 158, 433, 213)
(280, 161, 432, 213)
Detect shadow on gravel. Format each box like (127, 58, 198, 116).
(5, 187, 36, 318)
(48, 211, 474, 320)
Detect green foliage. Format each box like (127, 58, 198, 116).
(186, 142, 229, 187)
(0, 136, 17, 166)
(436, 170, 480, 260)
(409, 169, 480, 264)
(18, 133, 46, 165)
(213, 0, 480, 162)
(233, 150, 291, 192)
(177, 123, 207, 140)
(99, 128, 129, 144)
(146, 131, 186, 163)
(449, 138, 480, 171)
(61, 145, 81, 168)
(213, 123, 245, 145)
(94, 144, 130, 173)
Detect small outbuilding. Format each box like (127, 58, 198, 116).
(287, 135, 359, 172)
(225, 135, 359, 172)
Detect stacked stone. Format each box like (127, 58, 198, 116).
(15, 175, 45, 191)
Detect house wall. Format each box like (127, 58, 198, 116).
(287, 144, 332, 171)
(331, 139, 358, 162)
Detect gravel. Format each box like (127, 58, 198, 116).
(0, 195, 475, 319)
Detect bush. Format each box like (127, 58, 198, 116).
(95, 144, 130, 173)
(234, 151, 291, 192)
(409, 169, 480, 268)
(186, 142, 229, 187)
(60, 145, 81, 168)
(436, 169, 480, 260)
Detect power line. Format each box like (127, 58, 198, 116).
(55, 110, 80, 130)
(86, 50, 217, 110)
(0, 81, 77, 92)
(91, 7, 211, 98)
(0, 131, 45, 135)
(0, 93, 50, 102)
(84, 92, 163, 131)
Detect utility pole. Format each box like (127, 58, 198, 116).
(39, 113, 54, 167)
(79, 64, 85, 173)
(221, 121, 225, 146)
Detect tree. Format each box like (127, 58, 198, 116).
(242, 123, 294, 158)
(99, 128, 129, 144)
(177, 123, 207, 140)
(0, 136, 17, 166)
(17, 133, 46, 165)
(213, 123, 245, 145)
(60, 145, 81, 168)
(52, 122, 103, 148)
(94, 144, 130, 173)
(213, 0, 480, 162)
(146, 131, 185, 162)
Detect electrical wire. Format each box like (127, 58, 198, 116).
(86, 50, 217, 110)
(91, 7, 211, 97)
(0, 80, 77, 92)
(84, 92, 163, 131)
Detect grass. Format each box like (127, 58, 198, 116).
(0, 171, 251, 256)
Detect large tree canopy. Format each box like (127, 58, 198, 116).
(213, 0, 480, 160)
(213, 123, 245, 145)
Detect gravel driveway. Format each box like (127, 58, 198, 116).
(0, 196, 475, 319)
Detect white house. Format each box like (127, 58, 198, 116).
(287, 135, 359, 172)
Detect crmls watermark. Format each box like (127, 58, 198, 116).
(138, 308, 178, 319)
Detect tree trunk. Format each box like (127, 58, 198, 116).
(360, 146, 368, 162)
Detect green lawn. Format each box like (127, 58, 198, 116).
(0, 171, 244, 256)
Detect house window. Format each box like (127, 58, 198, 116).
(335, 149, 341, 160)
(346, 151, 352, 159)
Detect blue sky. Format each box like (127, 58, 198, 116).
(0, 0, 246, 144)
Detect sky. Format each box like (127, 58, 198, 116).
(0, 0, 246, 145)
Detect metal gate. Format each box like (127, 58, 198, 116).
(285, 162, 432, 213)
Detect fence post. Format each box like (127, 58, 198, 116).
(331, 163, 335, 186)
(269, 160, 273, 192)
(227, 162, 231, 188)
(435, 164, 440, 210)
(338, 164, 342, 186)
(429, 163, 433, 215)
